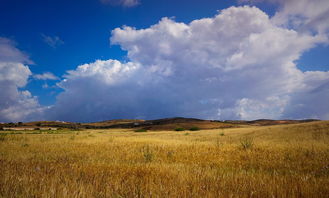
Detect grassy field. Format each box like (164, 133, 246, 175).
(0, 121, 329, 198)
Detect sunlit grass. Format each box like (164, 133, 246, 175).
(0, 121, 328, 197)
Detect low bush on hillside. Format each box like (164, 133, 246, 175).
(189, 127, 200, 131)
(135, 129, 147, 132)
(174, 127, 185, 131)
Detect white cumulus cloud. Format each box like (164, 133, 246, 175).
(0, 37, 43, 122)
(0, 38, 32, 64)
(47, 6, 329, 122)
(240, 0, 329, 35)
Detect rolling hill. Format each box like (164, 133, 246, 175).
(0, 117, 321, 131)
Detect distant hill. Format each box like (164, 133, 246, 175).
(93, 117, 234, 131)
(0, 117, 321, 131)
(85, 119, 144, 127)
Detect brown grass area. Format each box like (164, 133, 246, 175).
(83, 119, 144, 127)
(0, 121, 329, 197)
(142, 121, 234, 131)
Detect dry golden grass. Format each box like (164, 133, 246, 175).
(0, 121, 329, 197)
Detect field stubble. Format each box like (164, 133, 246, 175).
(0, 121, 329, 197)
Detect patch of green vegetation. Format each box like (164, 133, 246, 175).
(189, 127, 200, 131)
(134, 129, 147, 132)
(174, 127, 185, 131)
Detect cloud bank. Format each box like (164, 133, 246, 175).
(0, 38, 43, 122)
(46, 5, 329, 122)
(241, 0, 329, 34)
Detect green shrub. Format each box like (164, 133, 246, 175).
(135, 129, 147, 132)
(189, 127, 200, 131)
(175, 127, 185, 131)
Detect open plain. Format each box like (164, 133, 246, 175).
(1, 121, 329, 198)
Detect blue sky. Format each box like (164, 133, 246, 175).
(0, 0, 329, 122)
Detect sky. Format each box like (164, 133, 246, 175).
(0, 0, 329, 122)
